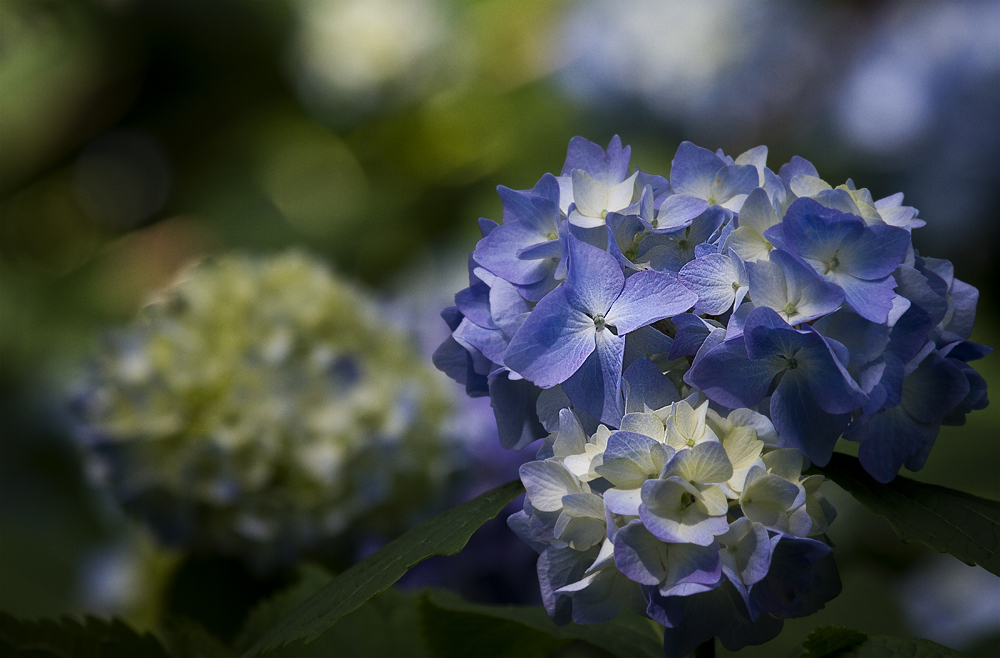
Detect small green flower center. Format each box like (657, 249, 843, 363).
(783, 302, 797, 316)
(732, 281, 740, 290)
(651, 218, 659, 228)
(680, 492, 698, 510)
(546, 231, 558, 240)
(786, 357, 798, 370)
(600, 210, 608, 219)
(593, 315, 606, 330)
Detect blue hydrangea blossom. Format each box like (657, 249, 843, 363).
(435, 136, 989, 653)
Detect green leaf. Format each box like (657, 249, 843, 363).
(233, 563, 335, 654)
(238, 566, 429, 658)
(161, 617, 237, 658)
(816, 452, 1000, 576)
(243, 479, 525, 656)
(419, 593, 569, 658)
(419, 590, 663, 658)
(0, 612, 169, 658)
(837, 636, 965, 658)
(797, 626, 964, 657)
(799, 626, 869, 657)
(255, 589, 430, 658)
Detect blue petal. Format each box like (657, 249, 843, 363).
(454, 317, 508, 364)
(489, 278, 531, 339)
(614, 520, 668, 585)
(748, 534, 838, 620)
(679, 253, 739, 315)
(624, 357, 680, 413)
(563, 330, 626, 426)
(669, 313, 714, 359)
(653, 194, 709, 231)
(684, 335, 783, 409)
(650, 586, 743, 658)
(441, 305, 463, 331)
(623, 325, 675, 366)
(475, 220, 558, 285)
(455, 283, 496, 329)
(606, 271, 697, 334)
(564, 234, 625, 316)
(846, 406, 936, 482)
(713, 164, 759, 205)
(778, 156, 819, 188)
(943, 278, 980, 341)
(537, 544, 601, 625)
(516, 239, 563, 260)
(893, 264, 948, 326)
(770, 373, 852, 465)
(561, 135, 631, 186)
(504, 287, 597, 388)
(839, 223, 910, 280)
(776, 198, 865, 263)
(670, 141, 725, 200)
(432, 336, 488, 397)
(498, 174, 560, 234)
(478, 217, 499, 237)
(839, 274, 899, 323)
(489, 372, 544, 450)
(636, 169, 671, 197)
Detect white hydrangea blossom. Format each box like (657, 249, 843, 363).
(74, 252, 452, 567)
(511, 395, 836, 625)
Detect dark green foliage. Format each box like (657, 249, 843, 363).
(419, 592, 571, 658)
(419, 590, 663, 658)
(0, 612, 168, 658)
(243, 480, 525, 656)
(816, 453, 1000, 576)
(236, 564, 429, 658)
(160, 618, 237, 658)
(800, 626, 869, 657)
(233, 564, 335, 654)
(798, 626, 965, 657)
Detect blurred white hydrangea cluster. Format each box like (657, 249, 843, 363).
(73, 251, 452, 567)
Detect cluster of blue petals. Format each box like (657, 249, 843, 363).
(435, 136, 989, 484)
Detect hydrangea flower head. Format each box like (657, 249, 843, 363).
(512, 400, 839, 657)
(435, 136, 990, 652)
(436, 136, 989, 483)
(74, 252, 452, 568)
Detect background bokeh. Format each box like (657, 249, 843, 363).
(1, 0, 997, 655)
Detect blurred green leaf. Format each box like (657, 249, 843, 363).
(243, 479, 525, 656)
(797, 626, 964, 657)
(0, 612, 168, 658)
(420, 592, 569, 658)
(161, 617, 236, 658)
(238, 564, 429, 658)
(817, 452, 1000, 576)
(233, 563, 335, 654)
(799, 626, 868, 657)
(420, 590, 662, 658)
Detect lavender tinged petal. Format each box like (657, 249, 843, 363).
(504, 288, 596, 388)
(606, 271, 697, 333)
